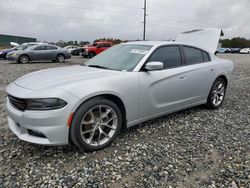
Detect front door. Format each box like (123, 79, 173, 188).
(139, 45, 189, 119)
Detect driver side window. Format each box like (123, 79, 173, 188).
(148, 46, 182, 69)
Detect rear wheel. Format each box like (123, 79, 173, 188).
(206, 78, 227, 109)
(70, 97, 122, 151)
(19, 55, 29, 64)
(88, 51, 96, 58)
(56, 54, 65, 63)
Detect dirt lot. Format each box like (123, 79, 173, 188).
(0, 55, 249, 187)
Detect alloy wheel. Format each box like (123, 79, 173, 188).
(20, 55, 29, 63)
(211, 80, 225, 106)
(80, 105, 118, 147)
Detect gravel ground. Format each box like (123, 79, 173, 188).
(0, 55, 249, 188)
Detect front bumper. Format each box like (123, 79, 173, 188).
(6, 55, 18, 61)
(5, 84, 79, 146)
(6, 99, 70, 145)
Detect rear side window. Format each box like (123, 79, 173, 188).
(47, 46, 58, 50)
(202, 51, 210, 62)
(147, 46, 182, 69)
(183, 46, 203, 65)
(35, 46, 47, 50)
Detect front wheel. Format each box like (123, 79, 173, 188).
(70, 97, 122, 151)
(19, 55, 29, 64)
(206, 78, 227, 109)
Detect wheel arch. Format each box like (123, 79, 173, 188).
(71, 93, 127, 129)
(57, 53, 65, 58)
(216, 75, 228, 86)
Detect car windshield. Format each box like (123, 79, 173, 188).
(85, 44, 152, 71)
(15, 45, 27, 50)
(16, 44, 36, 50)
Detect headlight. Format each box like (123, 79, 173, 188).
(12, 53, 16, 56)
(26, 98, 67, 110)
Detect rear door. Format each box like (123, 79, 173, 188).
(46, 45, 59, 60)
(31, 45, 47, 61)
(180, 45, 216, 103)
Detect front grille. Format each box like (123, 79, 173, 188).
(8, 95, 26, 111)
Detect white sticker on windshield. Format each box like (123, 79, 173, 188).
(130, 49, 148, 55)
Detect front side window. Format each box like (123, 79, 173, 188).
(85, 44, 152, 71)
(183, 46, 203, 65)
(147, 46, 182, 69)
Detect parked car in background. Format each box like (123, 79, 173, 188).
(0, 47, 17, 59)
(6, 42, 47, 59)
(240, 48, 250, 54)
(230, 48, 241, 54)
(215, 48, 232, 54)
(7, 44, 71, 63)
(64, 45, 82, 56)
(82, 41, 112, 58)
(215, 48, 227, 55)
(5, 28, 234, 151)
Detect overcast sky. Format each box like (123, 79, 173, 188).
(0, 0, 250, 42)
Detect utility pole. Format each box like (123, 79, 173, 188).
(143, 0, 147, 41)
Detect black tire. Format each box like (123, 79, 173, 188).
(19, 55, 29, 64)
(206, 78, 227, 109)
(70, 97, 123, 151)
(56, 54, 65, 63)
(88, 51, 96, 58)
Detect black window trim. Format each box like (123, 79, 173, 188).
(181, 45, 211, 65)
(140, 44, 184, 71)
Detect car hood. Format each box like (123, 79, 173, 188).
(0, 48, 12, 53)
(14, 65, 121, 90)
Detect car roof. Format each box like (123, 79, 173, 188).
(125, 41, 176, 46)
(122, 40, 212, 53)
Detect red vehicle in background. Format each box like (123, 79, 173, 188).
(82, 41, 112, 58)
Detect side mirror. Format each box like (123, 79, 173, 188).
(145, 61, 164, 71)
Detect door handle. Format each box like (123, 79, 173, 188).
(180, 75, 187, 79)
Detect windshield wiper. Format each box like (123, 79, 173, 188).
(87, 65, 110, 70)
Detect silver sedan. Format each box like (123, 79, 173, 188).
(6, 29, 234, 151)
(7, 44, 71, 63)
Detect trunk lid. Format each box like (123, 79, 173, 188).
(176, 28, 224, 53)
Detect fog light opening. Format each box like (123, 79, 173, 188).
(27, 129, 46, 138)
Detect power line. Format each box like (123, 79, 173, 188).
(11, 0, 138, 15)
(0, 11, 140, 26)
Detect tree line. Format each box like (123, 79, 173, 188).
(220, 37, 250, 48)
(49, 38, 128, 47)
